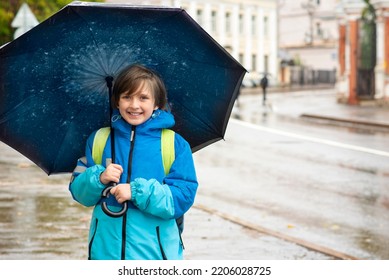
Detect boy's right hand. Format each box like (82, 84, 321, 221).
(100, 163, 123, 185)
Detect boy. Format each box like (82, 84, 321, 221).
(69, 64, 198, 260)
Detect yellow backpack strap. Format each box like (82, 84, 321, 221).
(92, 127, 111, 165)
(161, 128, 175, 175)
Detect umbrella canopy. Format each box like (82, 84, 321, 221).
(0, 2, 246, 175)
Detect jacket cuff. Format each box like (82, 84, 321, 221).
(130, 178, 145, 206)
(90, 164, 107, 189)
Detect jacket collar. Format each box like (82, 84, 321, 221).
(111, 109, 175, 135)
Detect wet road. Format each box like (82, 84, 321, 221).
(194, 119, 389, 259)
(0, 146, 89, 259)
(1, 89, 388, 259)
(196, 89, 389, 259)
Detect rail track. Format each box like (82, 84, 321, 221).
(194, 203, 359, 260)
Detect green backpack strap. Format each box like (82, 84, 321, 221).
(92, 127, 175, 174)
(92, 127, 111, 165)
(161, 128, 175, 175)
(161, 129, 184, 235)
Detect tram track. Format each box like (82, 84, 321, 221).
(194, 203, 360, 260)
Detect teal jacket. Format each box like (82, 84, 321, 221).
(69, 109, 198, 260)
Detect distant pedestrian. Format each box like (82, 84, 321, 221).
(235, 87, 241, 108)
(260, 74, 268, 106)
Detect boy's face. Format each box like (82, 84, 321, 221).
(118, 82, 158, 126)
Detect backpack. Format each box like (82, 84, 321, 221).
(91, 127, 184, 233)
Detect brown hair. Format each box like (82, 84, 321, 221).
(112, 64, 167, 110)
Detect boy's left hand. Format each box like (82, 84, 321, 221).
(110, 184, 132, 204)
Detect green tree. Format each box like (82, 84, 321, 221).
(359, 0, 376, 70)
(0, 0, 102, 45)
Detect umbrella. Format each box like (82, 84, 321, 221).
(0, 1, 246, 175)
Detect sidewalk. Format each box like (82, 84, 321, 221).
(240, 86, 389, 131)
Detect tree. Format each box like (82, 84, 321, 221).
(0, 0, 101, 45)
(357, 0, 376, 97)
(359, 0, 376, 70)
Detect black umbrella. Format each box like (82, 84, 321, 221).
(0, 2, 246, 175)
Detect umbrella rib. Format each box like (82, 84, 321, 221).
(0, 94, 40, 124)
(50, 106, 95, 174)
(71, 8, 186, 77)
(175, 99, 220, 137)
(70, 9, 114, 76)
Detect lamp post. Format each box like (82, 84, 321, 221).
(301, 0, 318, 45)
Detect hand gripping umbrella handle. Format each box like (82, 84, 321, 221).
(101, 184, 128, 218)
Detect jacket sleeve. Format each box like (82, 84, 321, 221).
(68, 132, 107, 207)
(130, 134, 198, 220)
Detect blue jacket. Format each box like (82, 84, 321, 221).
(69, 109, 198, 260)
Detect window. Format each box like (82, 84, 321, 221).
(264, 16, 268, 38)
(252, 15, 257, 36)
(239, 53, 244, 65)
(264, 55, 269, 73)
(211, 11, 217, 33)
(226, 12, 231, 35)
(239, 14, 243, 34)
(316, 22, 323, 37)
(197, 9, 203, 26)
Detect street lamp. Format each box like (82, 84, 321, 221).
(301, 0, 318, 45)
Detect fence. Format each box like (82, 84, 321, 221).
(289, 67, 336, 86)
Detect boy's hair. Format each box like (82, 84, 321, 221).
(112, 64, 167, 110)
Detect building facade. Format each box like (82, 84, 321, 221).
(278, 0, 340, 86)
(106, 0, 278, 86)
(279, 0, 339, 68)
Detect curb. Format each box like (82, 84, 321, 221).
(241, 85, 335, 95)
(300, 113, 389, 130)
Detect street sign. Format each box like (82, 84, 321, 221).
(11, 3, 39, 39)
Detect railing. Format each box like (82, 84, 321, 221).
(290, 67, 336, 85)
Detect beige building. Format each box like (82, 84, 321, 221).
(106, 0, 278, 86)
(278, 0, 340, 86)
(279, 0, 339, 69)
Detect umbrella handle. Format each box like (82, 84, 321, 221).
(101, 185, 128, 218)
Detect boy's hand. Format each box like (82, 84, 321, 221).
(110, 184, 132, 203)
(100, 163, 123, 185)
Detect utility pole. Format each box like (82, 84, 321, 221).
(301, 0, 317, 45)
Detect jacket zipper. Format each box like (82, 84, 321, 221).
(156, 226, 168, 260)
(121, 126, 136, 260)
(88, 218, 98, 260)
(127, 126, 136, 183)
(121, 212, 127, 259)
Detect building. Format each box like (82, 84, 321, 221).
(278, 0, 340, 86)
(106, 0, 278, 86)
